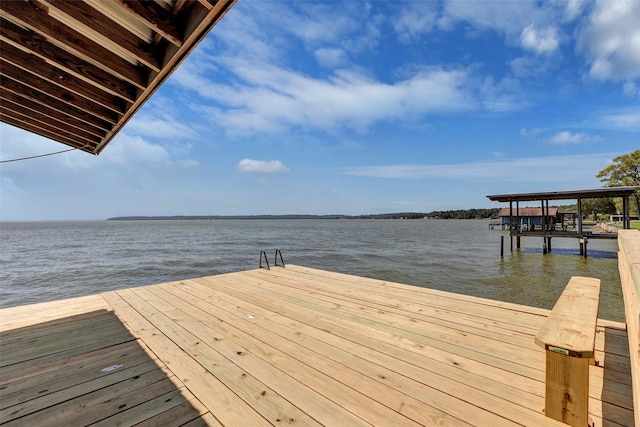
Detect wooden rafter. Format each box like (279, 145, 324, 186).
(0, 0, 236, 155)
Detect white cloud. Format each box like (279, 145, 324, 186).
(520, 127, 547, 136)
(479, 76, 529, 113)
(592, 110, 640, 132)
(343, 153, 616, 184)
(177, 58, 477, 134)
(520, 25, 559, 54)
(443, 0, 540, 35)
(391, 2, 439, 43)
(314, 48, 348, 68)
(126, 114, 199, 140)
(563, 0, 588, 20)
(545, 131, 601, 144)
(578, 0, 640, 81)
(237, 159, 290, 174)
(623, 81, 639, 97)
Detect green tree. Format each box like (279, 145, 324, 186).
(582, 198, 617, 218)
(596, 150, 640, 215)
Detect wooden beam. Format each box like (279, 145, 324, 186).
(0, 100, 102, 145)
(0, 61, 121, 122)
(1, 41, 127, 115)
(0, 113, 97, 152)
(39, 0, 162, 72)
(0, 1, 148, 89)
(0, 89, 107, 137)
(114, 0, 183, 47)
(0, 18, 136, 103)
(1, 77, 115, 130)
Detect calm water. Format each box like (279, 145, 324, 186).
(0, 219, 625, 322)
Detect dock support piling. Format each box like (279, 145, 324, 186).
(500, 236, 504, 257)
(516, 236, 520, 249)
(579, 238, 588, 258)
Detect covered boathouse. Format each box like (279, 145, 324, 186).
(487, 187, 639, 255)
(497, 207, 559, 231)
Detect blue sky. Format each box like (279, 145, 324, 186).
(1, 0, 639, 221)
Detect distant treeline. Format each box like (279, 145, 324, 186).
(108, 208, 504, 221)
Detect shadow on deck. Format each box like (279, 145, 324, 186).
(0, 310, 209, 426)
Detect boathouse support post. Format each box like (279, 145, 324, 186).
(623, 196, 630, 229)
(577, 198, 583, 236)
(500, 235, 504, 257)
(542, 199, 547, 254)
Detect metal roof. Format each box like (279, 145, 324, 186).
(486, 186, 639, 202)
(1, 0, 235, 155)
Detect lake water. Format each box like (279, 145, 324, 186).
(0, 219, 625, 322)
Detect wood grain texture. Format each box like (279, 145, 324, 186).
(535, 276, 601, 356)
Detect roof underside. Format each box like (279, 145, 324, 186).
(1, 0, 235, 155)
(487, 187, 640, 203)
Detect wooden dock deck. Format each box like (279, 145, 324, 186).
(0, 265, 634, 426)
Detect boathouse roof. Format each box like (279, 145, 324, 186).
(487, 186, 639, 203)
(497, 207, 558, 217)
(0, 0, 236, 155)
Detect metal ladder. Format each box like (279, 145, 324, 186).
(259, 249, 285, 270)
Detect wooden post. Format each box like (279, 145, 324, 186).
(500, 235, 504, 257)
(547, 237, 551, 251)
(544, 351, 590, 426)
(535, 276, 600, 427)
(516, 235, 520, 249)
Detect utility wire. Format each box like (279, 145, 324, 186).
(0, 147, 79, 164)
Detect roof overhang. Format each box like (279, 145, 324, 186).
(486, 187, 640, 203)
(1, 0, 236, 155)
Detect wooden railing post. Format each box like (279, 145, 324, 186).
(535, 276, 600, 426)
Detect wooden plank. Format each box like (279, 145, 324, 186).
(0, 295, 111, 331)
(260, 266, 551, 333)
(1, 60, 123, 120)
(0, 316, 131, 367)
(158, 285, 572, 425)
(535, 276, 601, 356)
(241, 269, 545, 352)
(0, 309, 114, 341)
(133, 389, 210, 427)
(142, 286, 480, 425)
(101, 290, 274, 427)
(155, 280, 565, 426)
(198, 270, 632, 424)
(120, 286, 369, 427)
(91, 387, 196, 427)
(114, 0, 183, 47)
(0, 0, 148, 89)
(618, 230, 640, 427)
(286, 264, 552, 316)
(0, 362, 166, 425)
(208, 272, 548, 374)
(0, 341, 152, 408)
(0, 17, 136, 102)
(39, 0, 161, 72)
